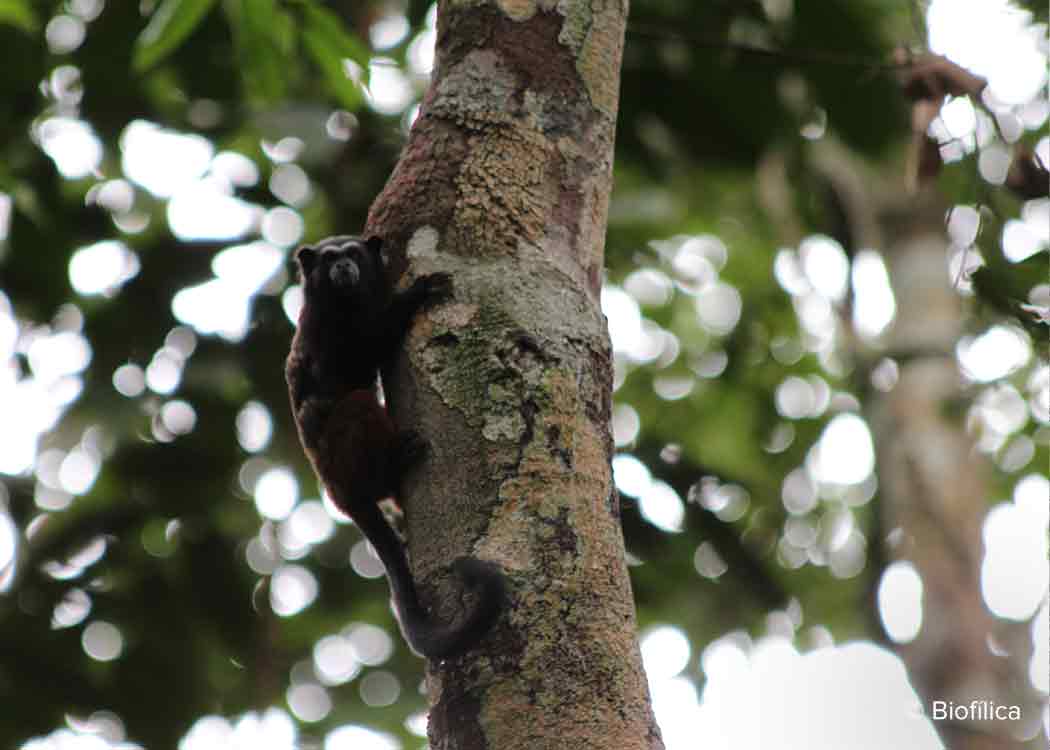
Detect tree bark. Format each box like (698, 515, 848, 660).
(365, 1, 662, 748)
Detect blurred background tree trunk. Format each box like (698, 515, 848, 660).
(872, 189, 1040, 750)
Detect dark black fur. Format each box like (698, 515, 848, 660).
(285, 235, 504, 659)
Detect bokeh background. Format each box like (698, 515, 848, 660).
(0, 1, 1046, 749)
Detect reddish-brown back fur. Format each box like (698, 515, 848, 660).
(314, 389, 397, 512)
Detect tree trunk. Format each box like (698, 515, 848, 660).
(365, 2, 662, 748)
(871, 190, 1039, 750)
(767, 138, 1041, 748)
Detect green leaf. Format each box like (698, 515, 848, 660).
(232, 0, 295, 104)
(133, 0, 219, 73)
(299, 1, 370, 110)
(300, 2, 370, 69)
(0, 0, 36, 33)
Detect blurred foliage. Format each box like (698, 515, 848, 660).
(0, 0, 1045, 748)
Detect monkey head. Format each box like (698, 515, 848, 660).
(295, 235, 386, 308)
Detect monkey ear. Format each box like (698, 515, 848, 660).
(364, 236, 388, 268)
(295, 245, 318, 274)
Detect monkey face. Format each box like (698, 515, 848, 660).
(296, 236, 385, 304)
(328, 254, 360, 287)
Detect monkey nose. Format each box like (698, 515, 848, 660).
(330, 259, 360, 287)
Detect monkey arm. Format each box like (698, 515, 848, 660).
(381, 272, 453, 350)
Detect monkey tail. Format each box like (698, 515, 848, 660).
(353, 502, 506, 660)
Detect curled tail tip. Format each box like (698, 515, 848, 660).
(408, 557, 507, 661)
(456, 556, 507, 624)
(450, 555, 507, 637)
(452, 556, 506, 595)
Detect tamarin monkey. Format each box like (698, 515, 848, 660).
(285, 235, 504, 659)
